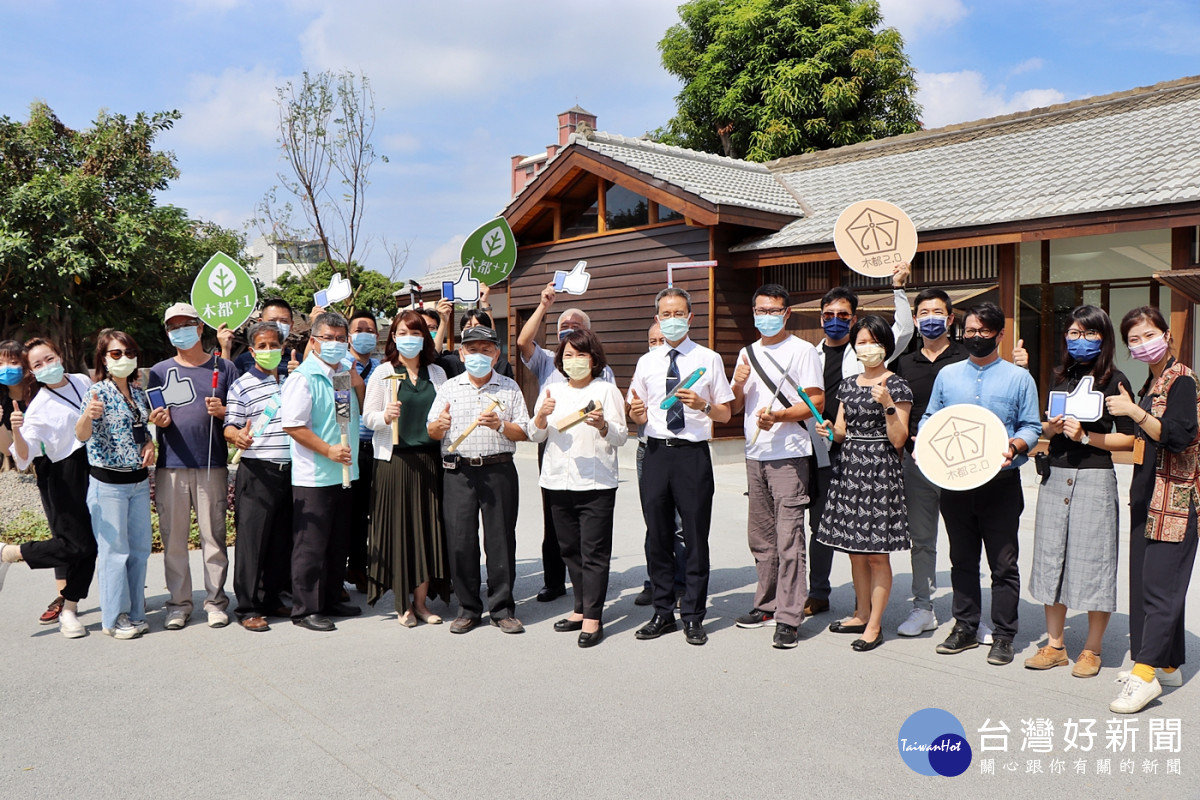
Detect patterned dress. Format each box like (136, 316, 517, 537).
(816, 374, 913, 554)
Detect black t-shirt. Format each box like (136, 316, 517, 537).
(1046, 365, 1136, 469)
(821, 341, 849, 426)
(894, 341, 970, 443)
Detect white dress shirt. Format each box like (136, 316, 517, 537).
(626, 337, 734, 442)
(10, 374, 91, 471)
(738, 336, 824, 461)
(527, 379, 628, 490)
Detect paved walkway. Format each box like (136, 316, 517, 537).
(0, 446, 1195, 798)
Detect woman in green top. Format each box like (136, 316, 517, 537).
(363, 311, 451, 627)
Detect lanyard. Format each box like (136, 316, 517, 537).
(44, 377, 83, 408)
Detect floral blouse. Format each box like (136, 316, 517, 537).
(82, 379, 150, 470)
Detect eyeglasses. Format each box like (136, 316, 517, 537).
(312, 334, 349, 344)
(1065, 330, 1103, 341)
(821, 311, 852, 322)
(753, 307, 787, 316)
(962, 329, 996, 339)
(658, 310, 689, 319)
(106, 349, 138, 359)
(165, 320, 199, 332)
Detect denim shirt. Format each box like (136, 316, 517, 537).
(920, 356, 1042, 470)
(82, 380, 151, 470)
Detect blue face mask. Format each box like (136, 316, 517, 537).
(463, 352, 494, 378)
(0, 365, 23, 386)
(754, 313, 786, 337)
(394, 335, 423, 358)
(822, 316, 851, 341)
(168, 326, 200, 350)
(317, 340, 348, 365)
(658, 317, 690, 342)
(917, 316, 948, 340)
(276, 322, 292, 340)
(1066, 337, 1103, 363)
(34, 363, 65, 385)
(558, 329, 572, 343)
(351, 332, 377, 355)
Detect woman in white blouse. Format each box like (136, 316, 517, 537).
(528, 329, 627, 647)
(0, 338, 97, 638)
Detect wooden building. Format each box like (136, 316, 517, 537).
(491, 76, 1200, 436)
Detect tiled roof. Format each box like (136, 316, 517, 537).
(506, 131, 808, 219)
(411, 261, 464, 288)
(732, 76, 1200, 252)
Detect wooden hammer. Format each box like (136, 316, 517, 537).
(447, 392, 505, 453)
(382, 372, 407, 445)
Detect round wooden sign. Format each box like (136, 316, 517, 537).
(833, 199, 918, 278)
(915, 404, 1009, 491)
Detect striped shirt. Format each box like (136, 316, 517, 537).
(427, 371, 529, 458)
(224, 366, 290, 462)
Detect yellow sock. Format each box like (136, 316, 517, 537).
(1132, 663, 1156, 683)
(1163, 666, 1178, 674)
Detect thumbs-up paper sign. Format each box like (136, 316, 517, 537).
(442, 267, 480, 304)
(160, 367, 197, 407)
(553, 261, 591, 295)
(314, 272, 352, 307)
(1047, 375, 1104, 422)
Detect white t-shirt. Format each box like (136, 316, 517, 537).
(739, 336, 823, 462)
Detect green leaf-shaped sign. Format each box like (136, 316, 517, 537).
(460, 217, 517, 286)
(191, 252, 258, 330)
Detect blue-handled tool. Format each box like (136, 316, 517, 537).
(660, 368, 706, 410)
(797, 386, 833, 441)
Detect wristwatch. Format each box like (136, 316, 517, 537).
(702, 401, 712, 416)
(884, 406, 896, 416)
(1080, 432, 1091, 447)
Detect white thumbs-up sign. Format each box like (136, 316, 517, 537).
(159, 367, 197, 408)
(1046, 375, 1104, 422)
(444, 267, 480, 304)
(314, 272, 353, 307)
(554, 260, 591, 295)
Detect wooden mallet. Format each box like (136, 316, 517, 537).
(447, 392, 505, 453)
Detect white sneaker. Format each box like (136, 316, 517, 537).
(207, 610, 230, 628)
(164, 610, 188, 630)
(977, 620, 994, 645)
(103, 613, 142, 640)
(1117, 668, 1183, 688)
(1109, 675, 1163, 714)
(59, 608, 87, 639)
(897, 607, 938, 637)
(130, 618, 150, 636)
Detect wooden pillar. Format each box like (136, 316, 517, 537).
(1037, 241, 1053, 396)
(1172, 227, 1195, 366)
(997, 242, 1017, 359)
(708, 227, 717, 350)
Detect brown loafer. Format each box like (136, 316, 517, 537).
(1072, 649, 1101, 678)
(492, 616, 525, 634)
(450, 616, 479, 634)
(1024, 645, 1069, 670)
(240, 616, 270, 632)
(40, 595, 65, 625)
(803, 597, 829, 616)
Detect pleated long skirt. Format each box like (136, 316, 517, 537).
(368, 447, 452, 612)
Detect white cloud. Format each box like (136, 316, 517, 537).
(171, 65, 282, 150)
(419, 234, 465, 275)
(917, 70, 1068, 128)
(1009, 57, 1045, 76)
(877, 0, 967, 38)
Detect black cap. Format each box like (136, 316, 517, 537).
(459, 326, 499, 345)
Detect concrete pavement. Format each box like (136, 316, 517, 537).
(0, 446, 1196, 798)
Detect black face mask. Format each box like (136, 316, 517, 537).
(962, 335, 999, 358)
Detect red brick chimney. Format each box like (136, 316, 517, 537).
(557, 104, 597, 146)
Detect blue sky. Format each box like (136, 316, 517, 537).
(2, 0, 1198, 284)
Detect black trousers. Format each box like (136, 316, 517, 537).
(1129, 507, 1198, 668)
(636, 441, 686, 594)
(640, 440, 713, 623)
(443, 460, 519, 620)
(537, 442, 566, 591)
(547, 488, 616, 620)
(348, 440, 375, 574)
(806, 460, 835, 601)
(290, 485, 351, 619)
(233, 458, 294, 616)
(939, 469, 1023, 641)
(22, 448, 96, 602)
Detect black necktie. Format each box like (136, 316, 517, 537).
(666, 349, 685, 434)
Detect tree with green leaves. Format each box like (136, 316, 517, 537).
(265, 261, 402, 321)
(656, 0, 922, 161)
(0, 102, 244, 368)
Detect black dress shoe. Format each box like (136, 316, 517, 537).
(292, 614, 336, 632)
(829, 619, 867, 634)
(684, 621, 708, 646)
(936, 623, 980, 655)
(578, 626, 604, 648)
(851, 633, 884, 652)
(987, 638, 1015, 665)
(635, 613, 678, 640)
(326, 603, 362, 617)
(633, 587, 652, 606)
(536, 585, 566, 602)
(554, 618, 584, 632)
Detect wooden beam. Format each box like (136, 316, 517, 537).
(708, 227, 716, 350)
(997, 243, 1017, 360)
(1172, 226, 1195, 366)
(597, 180, 607, 234)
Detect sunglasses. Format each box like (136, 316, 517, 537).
(106, 349, 138, 359)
